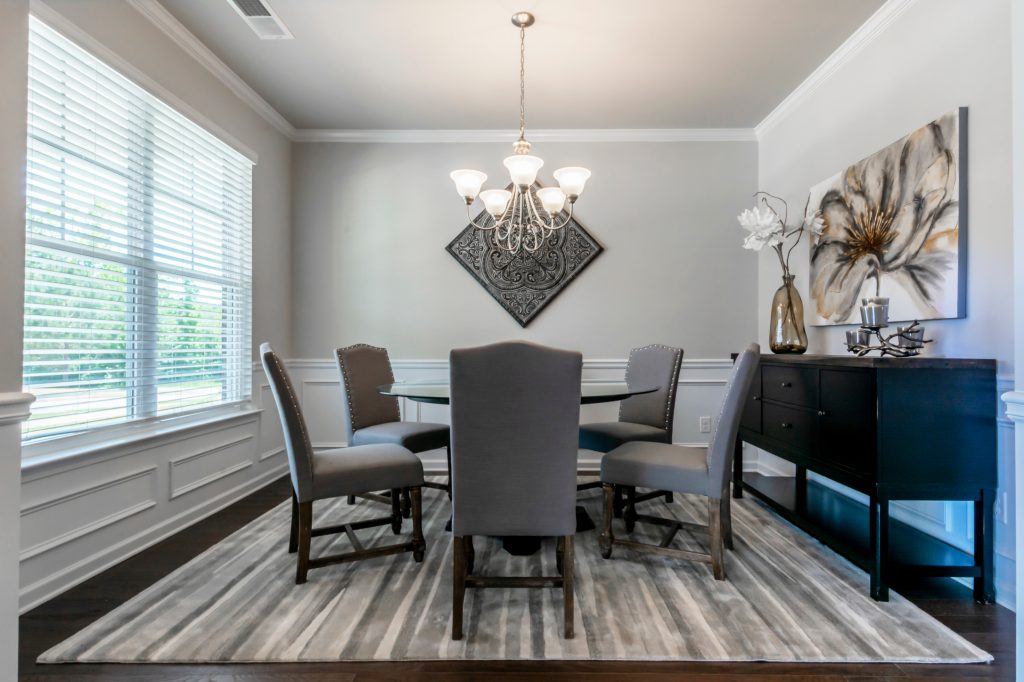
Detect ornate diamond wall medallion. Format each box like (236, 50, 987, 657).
(446, 187, 603, 327)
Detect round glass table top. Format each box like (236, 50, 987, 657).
(377, 381, 658, 405)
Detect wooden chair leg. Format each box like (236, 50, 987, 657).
(390, 488, 402, 534)
(464, 535, 475, 575)
(347, 495, 356, 505)
(599, 483, 615, 559)
(452, 535, 466, 640)
(410, 486, 425, 562)
(401, 489, 412, 519)
(288, 490, 299, 553)
(664, 491, 674, 503)
(721, 495, 734, 551)
(612, 484, 624, 518)
(562, 534, 575, 639)
(296, 501, 313, 585)
(556, 536, 564, 575)
(709, 498, 725, 580)
(624, 486, 637, 533)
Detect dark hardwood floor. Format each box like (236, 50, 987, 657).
(20, 476, 1014, 681)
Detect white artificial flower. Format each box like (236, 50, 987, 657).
(737, 205, 782, 251)
(804, 210, 825, 235)
(742, 228, 783, 251)
(737, 205, 777, 232)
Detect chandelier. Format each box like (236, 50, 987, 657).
(449, 11, 591, 254)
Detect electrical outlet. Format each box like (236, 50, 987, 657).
(699, 416, 712, 433)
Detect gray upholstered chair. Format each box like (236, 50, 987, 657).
(598, 344, 760, 580)
(335, 344, 452, 507)
(578, 344, 683, 506)
(449, 341, 582, 640)
(261, 343, 426, 584)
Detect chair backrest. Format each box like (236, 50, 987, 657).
(260, 343, 315, 503)
(449, 341, 582, 537)
(707, 343, 760, 498)
(618, 344, 683, 436)
(334, 344, 402, 442)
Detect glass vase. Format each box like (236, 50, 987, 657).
(769, 274, 808, 354)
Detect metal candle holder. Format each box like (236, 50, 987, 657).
(844, 297, 932, 357)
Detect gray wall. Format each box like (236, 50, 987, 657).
(0, 0, 28, 392)
(757, 0, 1012, 374)
(0, 2, 28, 675)
(39, 0, 294, 359)
(291, 140, 759, 359)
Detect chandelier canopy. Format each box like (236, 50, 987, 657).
(449, 11, 591, 254)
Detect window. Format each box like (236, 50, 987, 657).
(23, 18, 253, 442)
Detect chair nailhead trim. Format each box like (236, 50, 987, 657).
(265, 350, 313, 494)
(335, 343, 400, 433)
(620, 344, 683, 435)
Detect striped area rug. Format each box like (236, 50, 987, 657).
(38, 480, 991, 664)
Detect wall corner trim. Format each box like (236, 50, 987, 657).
(1002, 390, 1024, 422)
(0, 393, 34, 426)
(126, 0, 297, 140)
(754, 0, 919, 139)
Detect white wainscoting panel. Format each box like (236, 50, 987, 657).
(283, 357, 738, 473)
(20, 465, 158, 561)
(18, 366, 287, 613)
(168, 434, 255, 500)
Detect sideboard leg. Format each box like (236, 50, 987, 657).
(732, 439, 743, 499)
(795, 466, 807, 515)
(870, 495, 890, 602)
(974, 488, 995, 603)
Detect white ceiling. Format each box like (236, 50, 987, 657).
(157, 0, 884, 131)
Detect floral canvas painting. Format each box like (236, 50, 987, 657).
(808, 108, 967, 326)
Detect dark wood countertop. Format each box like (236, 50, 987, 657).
(756, 354, 996, 370)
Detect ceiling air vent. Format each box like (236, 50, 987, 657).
(227, 0, 293, 40)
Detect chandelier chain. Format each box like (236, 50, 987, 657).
(519, 26, 526, 142)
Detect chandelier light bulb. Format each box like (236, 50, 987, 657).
(552, 167, 591, 201)
(450, 169, 487, 203)
(536, 187, 567, 215)
(503, 155, 544, 187)
(479, 189, 512, 217)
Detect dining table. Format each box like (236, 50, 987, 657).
(378, 380, 658, 555)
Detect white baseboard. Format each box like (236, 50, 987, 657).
(19, 462, 288, 613)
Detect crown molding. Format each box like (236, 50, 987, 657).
(291, 128, 757, 144)
(127, 0, 296, 140)
(754, 0, 919, 139)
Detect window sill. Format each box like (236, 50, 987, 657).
(21, 404, 263, 475)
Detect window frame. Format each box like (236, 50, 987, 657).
(22, 17, 255, 446)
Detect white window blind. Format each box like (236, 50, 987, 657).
(23, 18, 253, 441)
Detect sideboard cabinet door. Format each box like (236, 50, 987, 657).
(817, 369, 877, 486)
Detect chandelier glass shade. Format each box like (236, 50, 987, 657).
(449, 11, 591, 254)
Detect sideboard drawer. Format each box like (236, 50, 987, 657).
(763, 402, 816, 451)
(763, 365, 818, 407)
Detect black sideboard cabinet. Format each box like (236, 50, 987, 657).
(735, 354, 997, 602)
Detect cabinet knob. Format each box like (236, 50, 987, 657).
(818, 410, 828, 417)
(780, 381, 792, 388)
(781, 422, 793, 429)
(753, 395, 761, 401)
